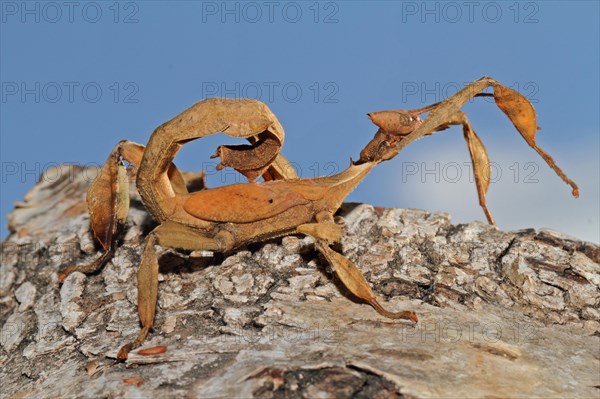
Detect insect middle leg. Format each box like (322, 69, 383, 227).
(116, 222, 233, 360)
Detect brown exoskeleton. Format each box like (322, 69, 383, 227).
(59, 77, 579, 360)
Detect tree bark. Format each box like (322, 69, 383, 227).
(1, 165, 598, 398)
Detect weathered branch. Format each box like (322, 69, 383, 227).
(1, 165, 598, 398)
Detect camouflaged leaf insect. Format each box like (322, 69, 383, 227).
(59, 78, 578, 360)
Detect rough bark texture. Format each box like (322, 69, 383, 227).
(1, 165, 598, 398)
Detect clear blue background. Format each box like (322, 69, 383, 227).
(1, 1, 598, 242)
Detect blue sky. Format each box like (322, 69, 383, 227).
(1, 1, 598, 242)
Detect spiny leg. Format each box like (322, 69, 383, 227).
(315, 242, 417, 322)
(59, 141, 140, 281)
(359, 112, 496, 224)
(400, 77, 578, 197)
(116, 233, 158, 360)
(363, 77, 578, 221)
(152, 221, 235, 252)
(297, 211, 344, 244)
(59, 140, 187, 282)
(301, 211, 417, 322)
(115, 222, 233, 360)
(428, 111, 496, 224)
(58, 251, 114, 282)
